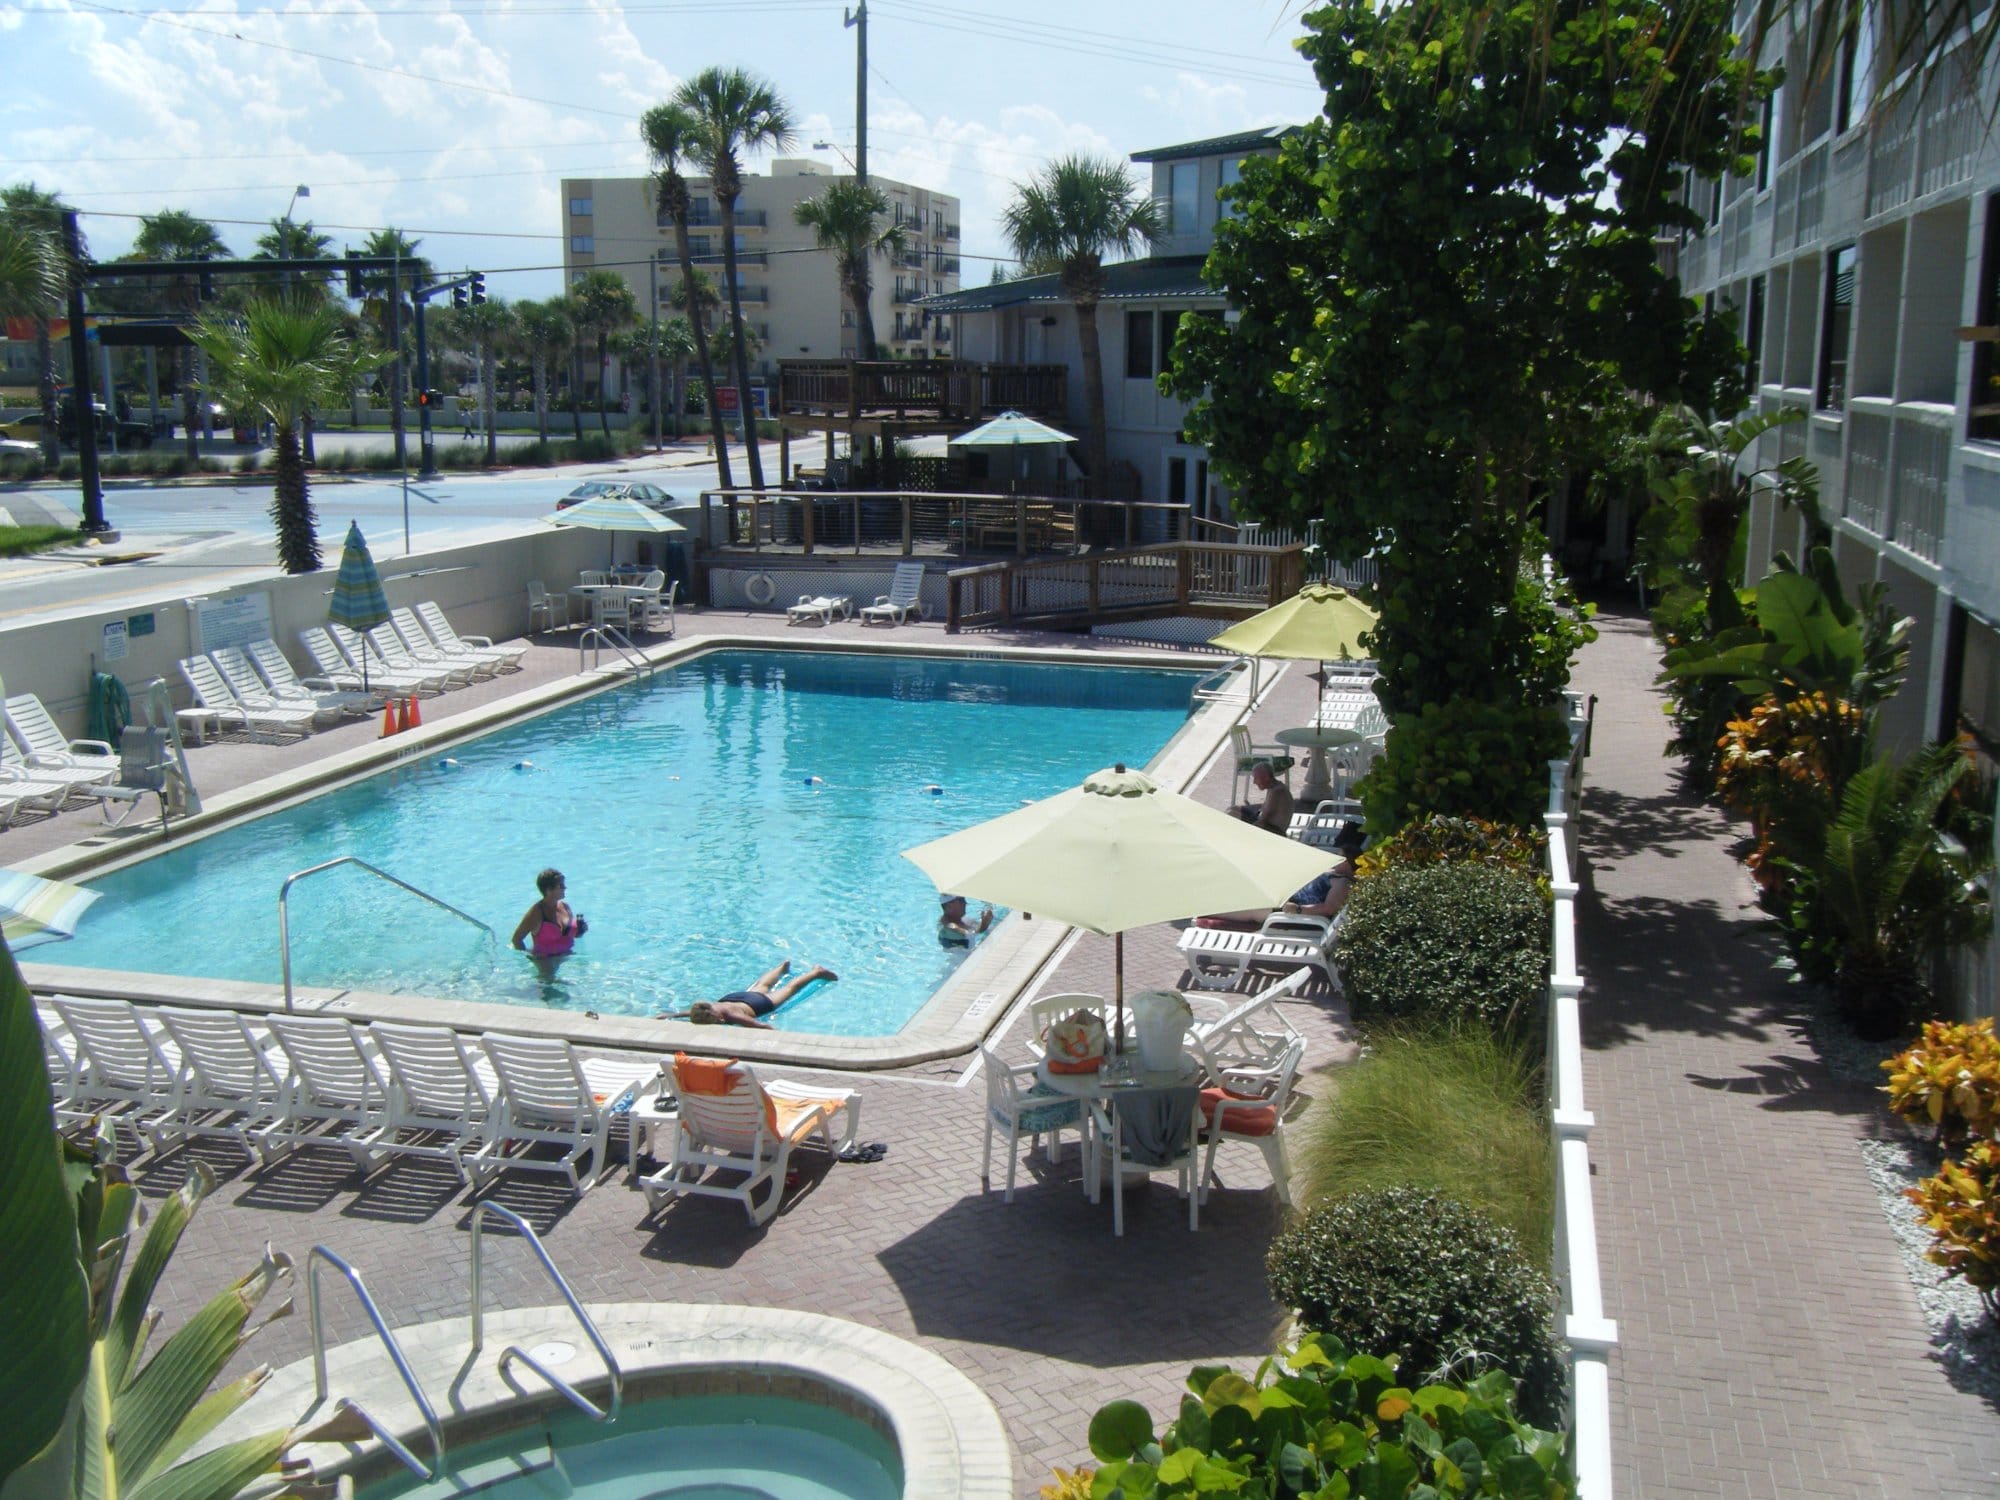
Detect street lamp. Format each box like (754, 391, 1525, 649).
(282, 183, 310, 230)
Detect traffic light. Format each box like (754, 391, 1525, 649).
(468, 272, 486, 306)
(416, 389, 441, 409)
(344, 255, 365, 300)
(451, 284, 468, 310)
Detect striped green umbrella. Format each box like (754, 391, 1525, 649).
(950, 410, 1077, 447)
(0, 868, 101, 950)
(541, 495, 686, 570)
(329, 521, 389, 689)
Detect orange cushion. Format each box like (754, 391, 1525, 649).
(674, 1053, 744, 1096)
(1199, 1086, 1277, 1137)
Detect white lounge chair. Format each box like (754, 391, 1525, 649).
(858, 562, 928, 626)
(1196, 1035, 1306, 1208)
(415, 600, 526, 671)
(4, 693, 119, 806)
(1187, 968, 1311, 1096)
(2, 731, 115, 811)
(50, 995, 182, 1141)
(473, 1034, 657, 1195)
(208, 646, 352, 727)
(230, 641, 380, 720)
(377, 616, 491, 683)
(640, 1053, 860, 1226)
(263, 1014, 392, 1170)
(178, 656, 317, 742)
(334, 623, 462, 693)
(979, 1044, 1084, 1204)
(300, 626, 438, 697)
(366, 1021, 499, 1184)
(152, 1006, 292, 1161)
(786, 594, 853, 626)
(1178, 910, 1344, 992)
(0, 767, 75, 827)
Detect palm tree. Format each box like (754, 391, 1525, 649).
(794, 179, 905, 361)
(251, 218, 336, 289)
(512, 297, 570, 444)
(0, 218, 64, 470)
(0, 183, 82, 468)
(355, 228, 427, 466)
(657, 315, 697, 438)
(568, 269, 638, 439)
(131, 209, 229, 461)
(192, 294, 382, 573)
(675, 66, 795, 489)
(1002, 155, 1162, 498)
(641, 100, 734, 486)
(459, 297, 514, 462)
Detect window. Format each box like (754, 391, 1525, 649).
(1161, 309, 1186, 373)
(1125, 310, 1155, 379)
(1745, 275, 1766, 393)
(1220, 157, 1244, 218)
(689, 235, 713, 260)
(569, 235, 595, 254)
(1755, 92, 1774, 192)
(1837, 19, 1874, 135)
(1169, 162, 1199, 233)
(1973, 196, 2000, 442)
(692, 196, 710, 221)
(1818, 244, 1856, 409)
(568, 196, 593, 217)
(840, 308, 855, 328)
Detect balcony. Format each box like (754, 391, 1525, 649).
(733, 285, 769, 304)
(942, 222, 960, 241)
(777, 359, 1067, 425)
(934, 255, 961, 276)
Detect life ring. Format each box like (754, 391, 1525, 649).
(744, 572, 777, 606)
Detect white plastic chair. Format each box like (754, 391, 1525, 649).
(240, 639, 382, 718)
(152, 1006, 292, 1161)
(1227, 723, 1295, 805)
(528, 580, 570, 632)
(474, 1033, 655, 1195)
(50, 995, 181, 1140)
(178, 655, 318, 742)
(414, 601, 526, 671)
(385, 611, 498, 681)
(366, 1021, 499, 1184)
(858, 562, 929, 626)
(640, 1053, 860, 1226)
(263, 1013, 392, 1170)
(1, 731, 114, 811)
(1094, 1086, 1203, 1236)
(301, 626, 437, 696)
(4, 693, 118, 773)
(1196, 1035, 1306, 1208)
(209, 646, 352, 726)
(978, 1045, 1085, 1203)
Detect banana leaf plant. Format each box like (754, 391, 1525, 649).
(0, 942, 314, 1500)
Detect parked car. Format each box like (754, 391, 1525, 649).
(555, 481, 672, 511)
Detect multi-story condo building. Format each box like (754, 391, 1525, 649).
(924, 127, 1294, 517)
(1666, 11, 1999, 762)
(560, 160, 961, 385)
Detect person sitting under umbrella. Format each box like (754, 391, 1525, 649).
(1230, 760, 1295, 835)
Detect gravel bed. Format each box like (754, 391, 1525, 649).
(1801, 991, 2000, 1399)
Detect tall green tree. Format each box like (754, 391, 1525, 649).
(512, 297, 570, 444)
(794, 179, 905, 360)
(567, 270, 638, 439)
(613, 315, 695, 445)
(0, 217, 64, 470)
(193, 294, 381, 573)
(675, 65, 794, 489)
(642, 101, 735, 484)
(0, 183, 82, 467)
(250, 218, 336, 293)
(461, 296, 514, 462)
(354, 227, 427, 466)
(1167, 0, 1769, 828)
(1001, 155, 1161, 498)
(130, 209, 229, 461)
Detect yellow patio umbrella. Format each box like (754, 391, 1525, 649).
(1208, 582, 1378, 664)
(902, 763, 1331, 1052)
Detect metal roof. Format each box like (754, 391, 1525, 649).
(918, 256, 1214, 313)
(1130, 125, 1299, 164)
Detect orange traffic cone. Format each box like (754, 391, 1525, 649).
(395, 697, 412, 734)
(405, 694, 422, 729)
(380, 699, 398, 738)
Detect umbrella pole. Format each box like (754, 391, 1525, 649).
(1114, 933, 1126, 1056)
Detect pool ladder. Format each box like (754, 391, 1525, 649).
(277, 857, 493, 1013)
(577, 623, 654, 678)
(306, 1204, 624, 1480)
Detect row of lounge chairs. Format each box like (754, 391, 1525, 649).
(175, 604, 525, 744)
(40, 995, 864, 1224)
(0, 692, 123, 827)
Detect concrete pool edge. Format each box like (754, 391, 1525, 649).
(20, 635, 1257, 1071)
(197, 1301, 1013, 1499)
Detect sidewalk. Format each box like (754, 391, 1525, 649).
(1571, 609, 2000, 1497)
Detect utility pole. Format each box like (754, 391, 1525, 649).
(63, 211, 108, 534)
(414, 292, 438, 481)
(648, 254, 663, 451)
(391, 247, 406, 468)
(845, 1, 867, 186)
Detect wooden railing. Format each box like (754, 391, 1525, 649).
(945, 541, 1308, 632)
(699, 489, 1191, 557)
(776, 359, 1067, 421)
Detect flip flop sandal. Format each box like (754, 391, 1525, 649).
(837, 1142, 890, 1164)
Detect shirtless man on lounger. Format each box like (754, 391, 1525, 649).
(671, 960, 838, 1028)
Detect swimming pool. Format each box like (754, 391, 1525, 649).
(363, 1393, 901, 1500)
(43, 650, 1195, 1033)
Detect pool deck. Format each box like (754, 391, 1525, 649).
(17, 602, 2000, 1496)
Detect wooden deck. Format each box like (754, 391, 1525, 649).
(775, 359, 1066, 438)
(698, 489, 1191, 560)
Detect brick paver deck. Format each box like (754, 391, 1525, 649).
(27, 599, 1997, 1494)
(1572, 610, 2000, 1498)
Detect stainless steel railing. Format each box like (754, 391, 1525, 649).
(469, 1202, 623, 1423)
(306, 1247, 445, 1480)
(279, 857, 492, 1011)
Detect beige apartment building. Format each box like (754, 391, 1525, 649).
(560, 159, 961, 388)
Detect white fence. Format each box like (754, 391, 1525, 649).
(1546, 696, 1616, 1497)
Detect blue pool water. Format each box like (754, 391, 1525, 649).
(363, 1394, 901, 1500)
(44, 650, 1194, 1034)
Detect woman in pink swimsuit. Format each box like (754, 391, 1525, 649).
(511, 868, 587, 965)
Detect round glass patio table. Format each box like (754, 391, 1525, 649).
(1272, 724, 1364, 807)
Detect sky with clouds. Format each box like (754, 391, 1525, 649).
(2, 0, 1323, 302)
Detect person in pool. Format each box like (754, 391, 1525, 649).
(678, 960, 838, 1028)
(937, 893, 993, 947)
(511, 868, 587, 967)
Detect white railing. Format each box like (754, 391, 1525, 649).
(1890, 405, 1953, 563)
(1917, 64, 1982, 197)
(1867, 89, 1919, 219)
(1844, 404, 1892, 535)
(1794, 141, 1827, 248)
(1546, 705, 1615, 1500)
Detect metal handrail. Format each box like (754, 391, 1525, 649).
(1190, 655, 1253, 706)
(469, 1202, 623, 1423)
(306, 1247, 444, 1480)
(577, 624, 651, 677)
(279, 857, 492, 1011)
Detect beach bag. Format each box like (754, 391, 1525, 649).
(1043, 1009, 1108, 1074)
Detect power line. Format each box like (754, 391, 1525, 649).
(0, 138, 639, 168)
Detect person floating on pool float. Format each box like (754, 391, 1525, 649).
(677, 960, 839, 1028)
(937, 893, 993, 947)
(511, 868, 587, 972)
